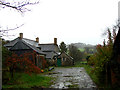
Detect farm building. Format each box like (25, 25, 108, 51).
(54, 52, 74, 66)
(4, 33, 47, 68)
(4, 33, 74, 67)
(60, 52, 74, 66)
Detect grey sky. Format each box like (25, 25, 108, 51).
(0, 0, 119, 45)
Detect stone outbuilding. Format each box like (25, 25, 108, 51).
(60, 52, 74, 66)
(54, 52, 74, 66)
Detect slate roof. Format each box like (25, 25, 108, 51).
(4, 37, 60, 59)
(42, 51, 55, 59)
(4, 37, 45, 55)
(4, 38, 19, 49)
(22, 38, 39, 47)
(61, 52, 73, 60)
(39, 44, 59, 52)
(4, 38, 39, 47)
(39, 44, 60, 59)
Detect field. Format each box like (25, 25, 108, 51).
(78, 48, 85, 52)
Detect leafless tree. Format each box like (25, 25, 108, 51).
(0, 0, 39, 37)
(0, 24, 24, 37)
(102, 20, 120, 43)
(0, 0, 39, 12)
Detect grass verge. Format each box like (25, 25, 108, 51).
(2, 72, 53, 88)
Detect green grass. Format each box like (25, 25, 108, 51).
(2, 72, 53, 88)
(74, 61, 87, 67)
(82, 65, 99, 86)
(78, 48, 85, 52)
(80, 61, 87, 64)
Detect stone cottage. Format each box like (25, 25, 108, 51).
(4, 33, 46, 68)
(4, 33, 60, 67)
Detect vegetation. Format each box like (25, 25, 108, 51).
(87, 28, 117, 88)
(68, 44, 83, 62)
(111, 26, 120, 87)
(2, 41, 12, 68)
(2, 39, 49, 88)
(2, 72, 53, 88)
(78, 48, 85, 52)
(59, 41, 67, 53)
(73, 24, 120, 88)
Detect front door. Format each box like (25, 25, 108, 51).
(57, 58, 61, 66)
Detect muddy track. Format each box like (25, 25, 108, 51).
(45, 67, 97, 89)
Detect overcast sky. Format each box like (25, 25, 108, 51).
(0, 0, 119, 45)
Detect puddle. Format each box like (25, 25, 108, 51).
(48, 72, 58, 75)
(58, 82, 64, 88)
(63, 75, 73, 77)
(48, 72, 62, 75)
(65, 82, 72, 86)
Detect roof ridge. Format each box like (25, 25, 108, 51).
(22, 38, 40, 47)
(9, 39, 22, 50)
(4, 37, 19, 47)
(23, 38, 36, 42)
(21, 40, 45, 55)
(61, 52, 73, 59)
(39, 43, 55, 45)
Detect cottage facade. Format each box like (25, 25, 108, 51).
(60, 52, 74, 66)
(52, 52, 74, 66)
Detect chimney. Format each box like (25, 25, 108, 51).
(36, 37, 39, 43)
(19, 33, 23, 39)
(54, 38, 57, 45)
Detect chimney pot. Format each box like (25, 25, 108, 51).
(36, 37, 39, 43)
(19, 33, 23, 39)
(54, 38, 57, 45)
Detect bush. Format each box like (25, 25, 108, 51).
(88, 29, 114, 87)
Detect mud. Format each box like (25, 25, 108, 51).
(45, 67, 97, 89)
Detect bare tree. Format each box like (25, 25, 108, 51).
(0, 0, 39, 12)
(0, 0, 39, 37)
(0, 24, 24, 37)
(102, 20, 120, 44)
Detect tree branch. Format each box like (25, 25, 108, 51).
(0, 0, 39, 12)
(0, 24, 24, 37)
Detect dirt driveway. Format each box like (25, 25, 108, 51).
(45, 67, 97, 89)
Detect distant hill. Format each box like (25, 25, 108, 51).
(67, 42, 96, 53)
